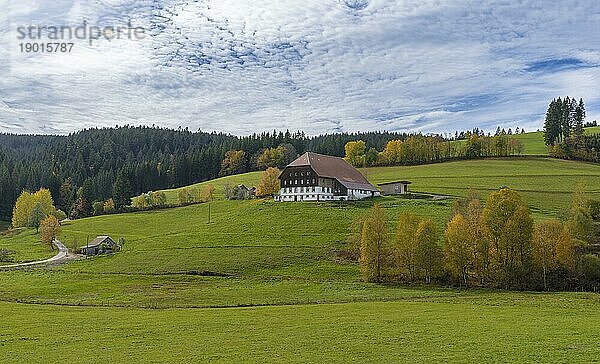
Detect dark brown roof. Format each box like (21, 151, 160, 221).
(286, 152, 379, 192)
(82, 236, 115, 248)
(379, 181, 412, 186)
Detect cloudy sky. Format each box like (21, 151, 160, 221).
(1, 0, 599, 135)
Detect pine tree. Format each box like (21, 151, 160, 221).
(112, 169, 133, 210)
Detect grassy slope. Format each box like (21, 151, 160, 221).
(2, 292, 600, 363)
(364, 157, 600, 215)
(0, 229, 54, 264)
(2, 134, 600, 361)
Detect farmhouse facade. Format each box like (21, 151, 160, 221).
(276, 152, 380, 202)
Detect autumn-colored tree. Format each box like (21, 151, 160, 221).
(565, 183, 594, 243)
(256, 146, 285, 170)
(177, 188, 195, 205)
(445, 213, 472, 286)
(92, 201, 104, 216)
(33, 189, 55, 216)
(150, 191, 168, 207)
(198, 185, 216, 203)
(532, 219, 575, 290)
(12, 188, 56, 229)
(103, 198, 116, 214)
(381, 140, 403, 165)
(12, 191, 34, 228)
(220, 150, 246, 176)
(344, 141, 366, 167)
(394, 213, 421, 281)
(40, 215, 61, 249)
(256, 167, 280, 197)
(359, 204, 388, 282)
(482, 188, 534, 287)
(415, 218, 441, 283)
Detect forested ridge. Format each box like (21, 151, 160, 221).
(0, 126, 421, 220)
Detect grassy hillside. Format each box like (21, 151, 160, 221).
(0, 229, 54, 264)
(1, 154, 600, 362)
(364, 157, 600, 214)
(161, 157, 600, 215)
(450, 126, 600, 156)
(2, 292, 600, 363)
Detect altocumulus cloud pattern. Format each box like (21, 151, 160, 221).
(1, 0, 599, 135)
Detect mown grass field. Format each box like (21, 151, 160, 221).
(0, 228, 54, 264)
(2, 292, 600, 363)
(1, 153, 600, 362)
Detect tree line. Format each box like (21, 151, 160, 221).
(0, 126, 419, 221)
(543, 97, 600, 163)
(343, 132, 523, 168)
(354, 187, 599, 291)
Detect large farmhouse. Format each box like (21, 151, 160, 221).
(276, 152, 380, 202)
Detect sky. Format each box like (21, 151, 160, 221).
(0, 0, 599, 136)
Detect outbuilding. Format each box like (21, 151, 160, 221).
(378, 181, 412, 195)
(80, 236, 119, 256)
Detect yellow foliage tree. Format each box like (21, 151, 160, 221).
(343, 140, 366, 167)
(199, 185, 216, 203)
(382, 140, 404, 165)
(359, 204, 388, 282)
(12, 191, 34, 228)
(532, 219, 575, 290)
(219, 150, 246, 176)
(256, 167, 280, 197)
(445, 213, 472, 286)
(12, 188, 56, 228)
(482, 188, 534, 286)
(415, 218, 441, 283)
(394, 213, 421, 281)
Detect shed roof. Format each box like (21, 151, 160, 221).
(82, 236, 115, 248)
(378, 181, 413, 186)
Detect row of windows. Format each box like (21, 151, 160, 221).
(292, 171, 311, 177)
(281, 187, 332, 194)
(283, 178, 317, 186)
(280, 195, 334, 201)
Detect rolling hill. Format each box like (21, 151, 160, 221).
(1, 144, 600, 361)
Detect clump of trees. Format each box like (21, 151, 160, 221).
(342, 133, 523, 168)
(11, 189, 65, 231)
(544, 97, 600, 163)
(357, 204, 442, 284)
(354, 187, 600, 291)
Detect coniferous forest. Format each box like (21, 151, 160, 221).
(0, 126, 423, 220)
(0, 124, 547, 221)
(543, 97, 600, 162)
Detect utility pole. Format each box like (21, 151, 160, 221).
(207, 202, 211, 224)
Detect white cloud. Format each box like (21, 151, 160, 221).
(1, 0, 599, 135)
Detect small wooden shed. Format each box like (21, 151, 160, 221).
(80, 236, 118, 256)
(378, 181, 412, 195)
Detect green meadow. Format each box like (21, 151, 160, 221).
(1, 139, 600, 362)
(2, 292, 600, 363)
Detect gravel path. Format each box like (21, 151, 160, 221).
(0, 240, 69, 270)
